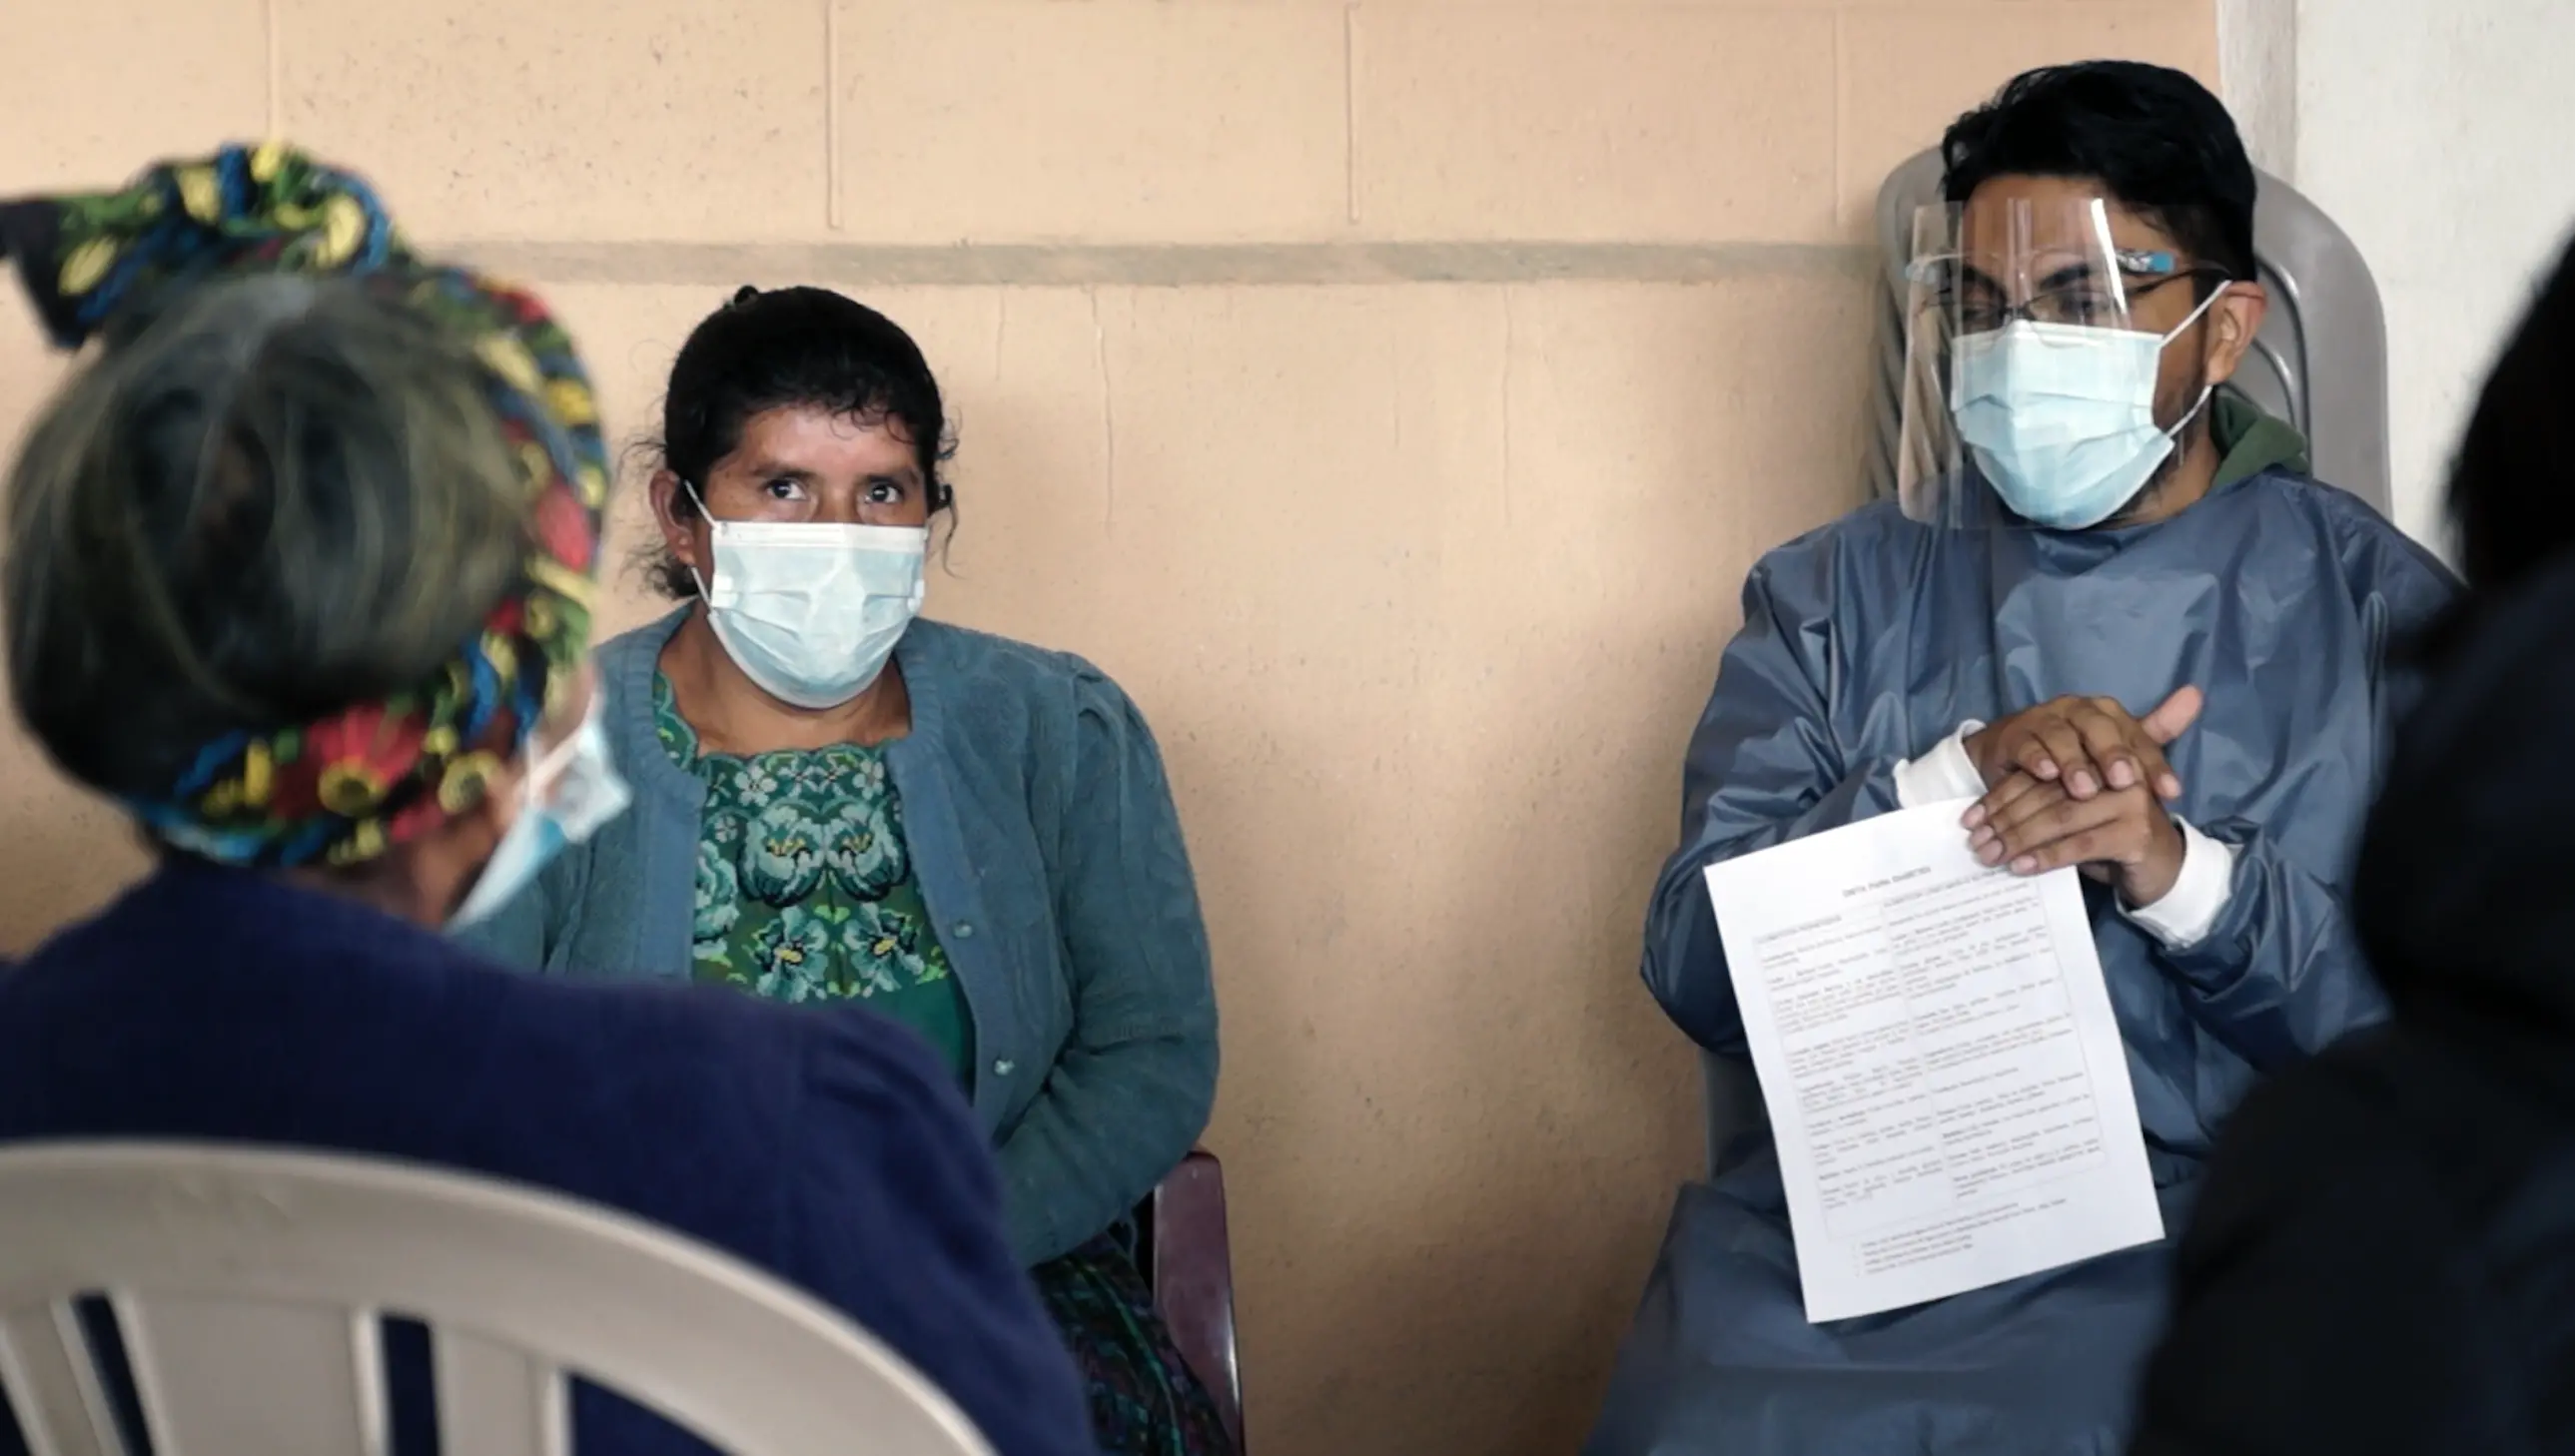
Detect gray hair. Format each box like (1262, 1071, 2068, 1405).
(6, 273, 532, 805)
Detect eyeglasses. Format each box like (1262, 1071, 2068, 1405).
(1914, 250, 2229, 335)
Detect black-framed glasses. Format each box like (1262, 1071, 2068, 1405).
(1917, 249, 2231, 334)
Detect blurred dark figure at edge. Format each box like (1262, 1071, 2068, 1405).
(2130, 234, 2575, 1453)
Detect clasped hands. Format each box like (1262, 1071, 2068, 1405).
(1960, 687, 2204, 909)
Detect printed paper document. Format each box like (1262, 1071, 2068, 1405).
(1703, 801, 2162, 1322)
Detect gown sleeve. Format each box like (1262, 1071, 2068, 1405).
(1642, 542, 1914, 1055)
(2143, 531, 2458, 1068)
(2151, 824, 2386, 1068)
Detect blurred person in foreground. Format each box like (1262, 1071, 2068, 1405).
(1590, 61, 2454, 1456)
(2129, 235, 2575, 1455)
(0, 146, 1092, 1456)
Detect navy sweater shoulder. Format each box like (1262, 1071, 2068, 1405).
(0, 861, 1091, 1456)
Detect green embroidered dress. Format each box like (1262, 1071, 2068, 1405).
(658, 675, 974, 1079)
(654, 673, 1234, 1456)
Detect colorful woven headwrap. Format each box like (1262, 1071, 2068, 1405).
(0, 143, 611, 868)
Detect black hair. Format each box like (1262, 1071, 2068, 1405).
(647, 285, 954, 598)
(1941, 61, 2258, 289)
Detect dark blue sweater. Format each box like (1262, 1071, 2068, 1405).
(0, 859, 1096, 1455)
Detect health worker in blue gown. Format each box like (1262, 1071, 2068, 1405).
(1586, 60, 2456, 1456)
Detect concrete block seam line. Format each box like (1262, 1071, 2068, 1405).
(264, 0, 282, 139)
(1829, 5, 1845, 235)
(991, 291, 1008, 384)
(1088, 287, 1117, 529)
(825, 0, 843, 232)
(1343, 2, 1360, 228)
(1498, 284, 1515, 526)
(450, 241, 1874, 290)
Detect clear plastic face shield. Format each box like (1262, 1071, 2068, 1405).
(1894, 198, 2230, 531)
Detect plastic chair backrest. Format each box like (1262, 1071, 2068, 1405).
(1862, 146, 2394, 520)
(0, 1142, 994, 1456)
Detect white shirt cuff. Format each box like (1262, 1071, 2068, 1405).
(2125, 818, 2236, 949)
(1894, 720, 1987, 809)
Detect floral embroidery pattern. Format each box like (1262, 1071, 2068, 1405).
(823, 797, 904, 899)
(751, 907, 838, 1004)
(844, 900, 930, 995)
(656, 675, 968, 1070)
(690, 841, 742, 964)
(743, 800, 828, 905)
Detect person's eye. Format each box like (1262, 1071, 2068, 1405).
(867, 480, 906, 505)
(762, 477, 806, 501)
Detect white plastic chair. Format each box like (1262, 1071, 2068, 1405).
(0, 1142, 996, 1456)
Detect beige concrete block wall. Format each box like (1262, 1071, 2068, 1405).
(0, 3, 2214, 1452)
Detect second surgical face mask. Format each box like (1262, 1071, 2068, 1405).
(687, 488, 929, 709)
(1949, 283, 2228, 529)
(448, 694, 631, 931)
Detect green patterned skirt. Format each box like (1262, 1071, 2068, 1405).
(1034, 1234, 1236, 1456)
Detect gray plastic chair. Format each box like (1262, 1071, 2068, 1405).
(0, 1143, 994, 1456)
(1701, 150, 2397, 1173)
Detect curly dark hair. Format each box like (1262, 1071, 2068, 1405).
(645, 285, 955, 598)
(1942, 60, 2258, 293)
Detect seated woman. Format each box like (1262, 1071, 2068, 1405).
(462, 285, 1231, 1455)
(0, 148, 1091, 1456)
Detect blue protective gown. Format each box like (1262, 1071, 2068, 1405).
(1589, 465, 2456, 1455)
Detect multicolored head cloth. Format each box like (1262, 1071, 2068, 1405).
(0, 143, 611, 869)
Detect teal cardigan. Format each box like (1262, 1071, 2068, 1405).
(460, 608, 1220, 1265)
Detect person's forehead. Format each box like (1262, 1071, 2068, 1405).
(723, 402, 921, 477)
(1957, 173, 2183, 263)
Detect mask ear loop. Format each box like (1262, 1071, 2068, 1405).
(678, 478, 718, 602)
(2155, 281, 2233, 443)
(2154, 278, 2231, 347)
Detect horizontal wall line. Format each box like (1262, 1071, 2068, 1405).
(446, 240, 1876, 289)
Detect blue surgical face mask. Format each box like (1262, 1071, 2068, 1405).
(1949, 283, 2229, 529)
(447, 694, 630, 931)
(684, 483, 928, 711)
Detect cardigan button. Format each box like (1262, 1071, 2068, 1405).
(993, 1060, 1016, 1077)
(954, 922, 976, 939)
